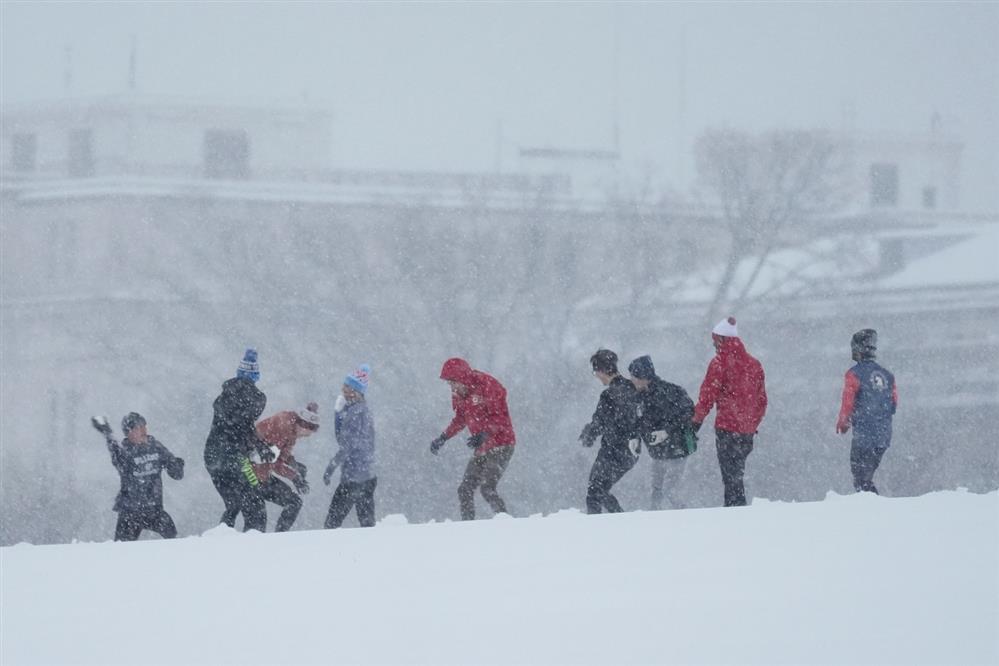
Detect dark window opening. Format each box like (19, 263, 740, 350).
(204, 129, 250, 179)
(922, 186, 937, 210)
(11, 133, 37, 171)
(68, 129, 95, 177)
(870, 163, 898, 207)
(879, 238, 905, 274)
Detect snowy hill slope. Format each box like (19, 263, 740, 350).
(2, 491, 997, 666)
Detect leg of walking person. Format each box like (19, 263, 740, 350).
(325, 480, 356, 529)
(149, 508, 178, 539)
(237, 478, 267, 532)
(210, 470, 243, 527)
(661, 456, 688, 509)
(586, 448, 616, 514)
(355, 477, 378, 527)
(478, 446, 513, 516)
(259, 477, 303, 532)
(458, 454, 487, 521)
(650, 457, 667, 510)
(599, 452, 636, 513)
(850, 443, 886, 494)
(716, 430, 753, 507)
(114, 511, 143, 542)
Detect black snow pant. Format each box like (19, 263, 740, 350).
(259, 476, 303, 532)
(458, 445, 514, 520)
(850, 444, 889, 494)
(114, 507, 177, 542)
(325, 477, 378, 529)
(209, 466, 266, 532)
(716, 430, 754, 507)
(586, 444, 638, 514)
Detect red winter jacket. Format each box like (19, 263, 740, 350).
(439, 358, 516, 455)
(693, 337, 768, 434)
(253, 411, 305, 483)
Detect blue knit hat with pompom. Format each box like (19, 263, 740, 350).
(236, 348, 260, 382)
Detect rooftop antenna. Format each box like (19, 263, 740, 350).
(128, 34, 137, 91)
(676, 24, 687, 186)
(494, 118, 504, 173)
(63, 45, 73, 92)
(612, 6, 621, 156)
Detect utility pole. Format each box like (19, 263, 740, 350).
(128, 35, 137, 91)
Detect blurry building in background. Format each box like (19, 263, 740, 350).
(1, 94, 996, 544)
(0, 93, 712, 545)
(835, 119, 963, 212)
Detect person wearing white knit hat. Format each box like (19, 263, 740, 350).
(711, 316, 739, 339)
(693, 316, 768, 507)
(253, 402, 320, 532)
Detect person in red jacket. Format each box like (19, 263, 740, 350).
(692, 317, 767, 507)
(430, 357, 516, 520)
(253, 402, 319, 531)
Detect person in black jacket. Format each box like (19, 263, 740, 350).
(579, 349, 641, 514)
(204, 348, 272, 532)
(92, 412, 184, 541)
(629, 355, 696, 510)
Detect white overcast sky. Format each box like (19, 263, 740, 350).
(2, 1, 997, 209)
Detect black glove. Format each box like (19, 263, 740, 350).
(292, 460, 308, 479)
(323, 460, 338, 486)
(293, 475, 310, 495)
(466, 432, 487, 450)
(91, 416, 112, 436)
(579, 423, 597, 448)
(430, 434, 447, 455)
(166, 457, 185, 480)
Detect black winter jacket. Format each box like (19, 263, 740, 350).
(582, 375, 640, 455)
(204, 377, 267, 473)
(638, 377, 695, 460)
(109, 436, 184, 512)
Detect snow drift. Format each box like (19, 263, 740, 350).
(2, 490, 997, 665)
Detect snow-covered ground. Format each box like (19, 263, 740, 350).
(2, 490, 997, 665)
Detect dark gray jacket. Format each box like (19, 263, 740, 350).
(109, 436, 184, 512)
(204, 377, 267, 473)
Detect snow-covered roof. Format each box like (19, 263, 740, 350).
(646, 220, 999, 311)
(876, 226, 999, 290)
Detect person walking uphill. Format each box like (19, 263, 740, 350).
(628, 355, 697, 510)
(254, 402, 320, 532)
(323, 365, 377, 528)
(91, 413, 184, 541)
(430, 357, 516, 520)
(204, 348, 273, 532)
(580, 349, 641, 514)
(836, 329, 897, 494)
(692, 318, 767, 507)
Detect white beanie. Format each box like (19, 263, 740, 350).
(712, 316, 739, 338)
(296, 401, 320, 428)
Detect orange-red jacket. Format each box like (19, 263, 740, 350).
(439, 358, 516, 455)
(253, 411, 304, 483)
(693, 337, 767, 434)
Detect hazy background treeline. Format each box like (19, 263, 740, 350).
(2, 189, 996, 545)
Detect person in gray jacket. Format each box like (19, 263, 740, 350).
(323, 364, 377, 528)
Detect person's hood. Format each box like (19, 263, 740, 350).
(713, 335, 748, 358)
(440, 357, 474, 384)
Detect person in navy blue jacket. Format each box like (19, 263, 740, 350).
(92, 412, 184, 541)
(323, 364, 377, 528)
(836, 329, 898, 494)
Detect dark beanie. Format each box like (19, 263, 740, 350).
(590, 349, 618, 374)
(851, 329, 878, 358)
(628, 355, 656, 380)
(121, 412, 146, 434)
